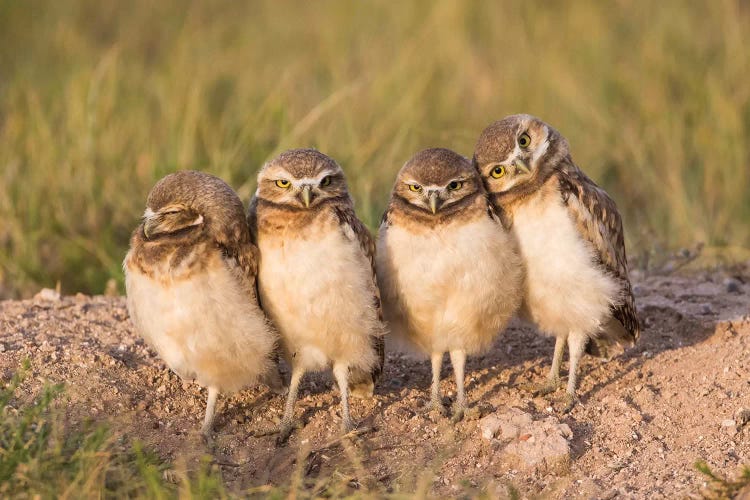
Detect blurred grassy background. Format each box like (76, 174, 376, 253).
(1, 0, 748, 298)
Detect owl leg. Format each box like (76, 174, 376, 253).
(563, 331, 588, 413)
(449, 349, 467, 423)
(262, 361, 288, 396)
(428, 352, 447, 416)
(333, 363, 355, 433)
(536, 335, 566, 396)
(277, 367, 304, 445)
(201, 386, 219, 437)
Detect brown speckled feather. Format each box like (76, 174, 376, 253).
(556, 161, 641, 342)
(333, 205, 385, 383)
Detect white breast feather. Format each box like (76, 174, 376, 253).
(377, 215, 523, 356)
(513, 192, 619, 337)
(257, 227, 381, 373)
(124, 251, 275, 392)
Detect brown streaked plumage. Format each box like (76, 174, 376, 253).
(123, 171, 282, 437)
(249, 148, 386, 444)
(473, 114, 640, 410)
(376, 148, 523, 421)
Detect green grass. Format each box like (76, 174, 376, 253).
(696, 460, 750, 499)
(0, 360, 228, 499)
(2, 361, 495, 498)
(1, 0, 749, 297)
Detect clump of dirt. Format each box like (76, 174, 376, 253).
(1, 267, 749, 497)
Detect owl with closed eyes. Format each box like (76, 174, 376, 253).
(124, 171, 281, 437)
(376, 148, 523, 421)
(473, 114, 640, 411)
(248, 148, 386, 444)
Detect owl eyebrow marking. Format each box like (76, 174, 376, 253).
(531, 133, 550, 165)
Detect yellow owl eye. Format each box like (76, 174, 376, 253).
(409, 184, 423, 192)
(320, 176, 331, 187)
(518, 133, 531, 148)
(447, 181, 463, 191)
(275, 179, 291, 188)
(490, 165, 506, 178)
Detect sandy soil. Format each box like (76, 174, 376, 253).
(1, 266, 749, 498)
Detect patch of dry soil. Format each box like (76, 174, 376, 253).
(1, 268, 749, 498)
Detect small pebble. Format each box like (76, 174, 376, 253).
(724, 278, 742, 294)
(34, 288, 61, 301)
(735, 409, 750, 426)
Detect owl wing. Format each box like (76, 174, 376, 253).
(556, 164, 641, 344)
(246, 194, 259, 245)
(334, 205, 386, 386)
(212, 217, 260, 296)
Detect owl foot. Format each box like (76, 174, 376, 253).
(426, 398, 448, 417)
(341, 417, 356, 435)
(562, 393, 578, 414)
(450, 403, 466, 423)
(273, 419, 303, 446)
(200, 429, 214, 446)
(533, 377, 562, 397)
(200, 424, 213, 440)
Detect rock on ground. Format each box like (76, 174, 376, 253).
(480, 407, 572, 473)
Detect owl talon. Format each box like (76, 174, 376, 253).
(562, 394, 578, 414)
(534, 377, 562, 397)
(450, 403, 466, 423)
(200, 429, 214, 446)
(274, 419, 303, 445)
(426, 399, 448, 417)
(341, 418, 357, 435)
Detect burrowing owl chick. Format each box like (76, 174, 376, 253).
(376, 148, 523, 421)
(124, 171, 280, 436)
(473, 114, 641, 410)
(249, 149, 386, 444)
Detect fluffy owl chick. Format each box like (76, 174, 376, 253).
(124, 171, 279, 436)
(376, 148, 523, 421)
(249, 149, 386, 444)
(473, 114, 641, 410)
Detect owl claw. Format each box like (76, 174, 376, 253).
(562, 393, 578, 414)
(450, 404, 466, 423)
(426, 398, 448, 417)
(341, 418, 357, 435)
(273, 419, 303, 446)
(533, 377, 562, 397)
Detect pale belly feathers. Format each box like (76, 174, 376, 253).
(124, 251, 275, 392)
(513, 194, 620, 337)
(377, 215, 523, 355)
(257, 227, 381, 373)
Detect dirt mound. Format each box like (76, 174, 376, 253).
(1, 268, 749, 497)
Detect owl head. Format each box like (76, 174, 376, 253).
(473, 114, 570, 195)
(393, 148, 483, 217)
(256, 149, 350, 209)
(142, 170, 245, 241)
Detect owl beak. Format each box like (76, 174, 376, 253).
(427, 191, 441, 214)
(143, 218, 156, 240)
(514, 159, 531, 175)
(300, 185, 312, 208)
